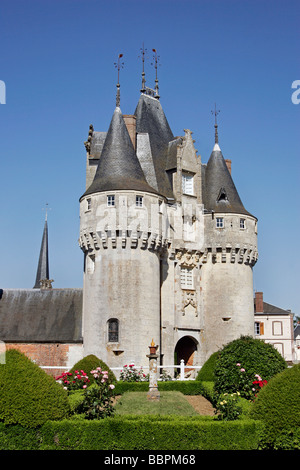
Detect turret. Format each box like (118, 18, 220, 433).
(79, 94, 167, 370)
(200, 118, 258, 358)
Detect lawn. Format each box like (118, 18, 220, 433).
(114, 391, 200, 417)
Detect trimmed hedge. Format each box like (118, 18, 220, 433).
(214, 336, 287, 395)
(250, 363, 300, 449)
(0, 349, 70, 428)
(0, 416, 262, 450)
(196, 352, 219, 382)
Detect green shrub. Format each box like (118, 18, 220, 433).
(196, 352, 219, 382)
(77, 369, 115, 420)
(214, 392, 243, 421)
(214, 336, 286, 397)
(250, 363, 300, 449)
(0, 349, 70, 428)
(37, 415, 263, 450)
(69, 354, 117, 385)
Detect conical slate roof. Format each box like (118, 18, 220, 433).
(82, 106, 158, 198)
(203, 143, 253, 217)
(134, 93, 175, 199)
(33, 219, 49, 288)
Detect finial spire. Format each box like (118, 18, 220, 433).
(33, 206, 51, 289)
(211, 103, 220, 144)
(151, 49, 160, 99)
(139, 43, 147, 93)
(43, 202, 51, 222)
(114, 53, 124, 107)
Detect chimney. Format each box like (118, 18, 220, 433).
(123, 115, 136, 151)
(255, 292, 264, 313)
(225, 159, 232, 174)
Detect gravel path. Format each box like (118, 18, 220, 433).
(184, 395, 215, 416)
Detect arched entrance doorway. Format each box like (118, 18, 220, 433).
(174, 336, 198, 373)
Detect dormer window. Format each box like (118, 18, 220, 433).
(182, 172, 194, 195)
(217, 187, 228, 202)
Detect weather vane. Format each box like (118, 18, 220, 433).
(211, 103, 220, 144)
(114, 53, 124, 107)
(139, 43, 147, 93)
(151, 48, 160, 99)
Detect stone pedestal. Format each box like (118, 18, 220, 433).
(146, 340, 160, 401)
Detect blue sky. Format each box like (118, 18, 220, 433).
(0, 0, 299, 316)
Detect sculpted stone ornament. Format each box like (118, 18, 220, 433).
(146, 339, 160, 401)
(40, 279, 54, 289)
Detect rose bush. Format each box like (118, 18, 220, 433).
(77, 367, 115, 419)
(56, 370, 90, 392)
(119, 363, 147, 382)
(214, 392, 242, 421)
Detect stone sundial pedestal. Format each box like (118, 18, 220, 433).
(146, 339, 160, 401)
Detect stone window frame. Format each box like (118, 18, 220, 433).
(216, 217, 224, 228)
(107, 195, 115, 207)
(180, 266, 194, 290)
(136, 195, 143, 207)
(240, 218, 246, 230)
(182, 171, 194, 196)
(107, 318, 119, 343)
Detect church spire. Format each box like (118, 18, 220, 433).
(33, 206, 52, 289)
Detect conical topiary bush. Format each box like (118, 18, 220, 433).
(0, 349, 70, 428)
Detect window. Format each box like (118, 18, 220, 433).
(180, 267, 194, 289)
(255, 322, 264, 335)
(273, 321, 283, 336)
(217, 187, 228, 202)
(136, 195, 143, 207)
(182, 172, 194, 195)
(108, 319, 119, 342)
(216, 217, 224, 228)
(107, 195, 115, 207)
(240, 218, 245, 229)
(87, 198, 91, 210)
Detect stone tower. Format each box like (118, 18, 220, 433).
(79, 66, 258, 373)
(200, 133, 258, 359)
(79, 96, 168, 369)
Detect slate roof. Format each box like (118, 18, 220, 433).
(81, 106, 158, 198)
(294, 324, 300, 339)
(134, 93, 175, 199)
(0, 288, 83, 342)
(203, 143, 254, 217)
(89, 131, 107, 159)
(254, 299, 293, 315)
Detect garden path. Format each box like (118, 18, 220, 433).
(184, 395, 215, 415)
